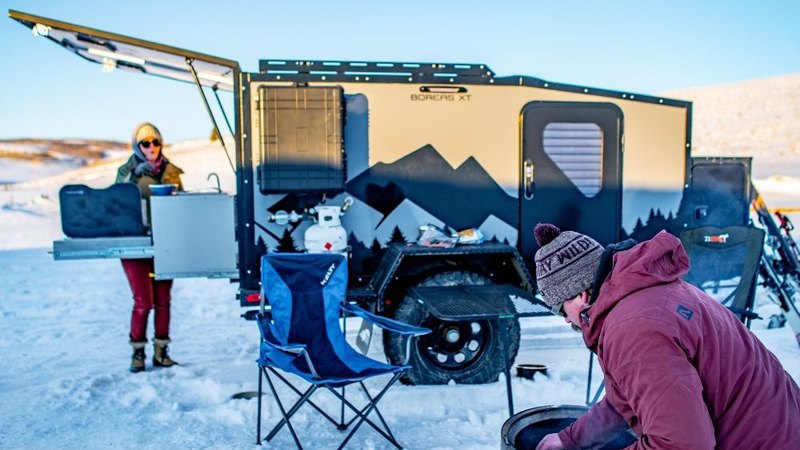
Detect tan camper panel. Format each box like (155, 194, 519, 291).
(248, 78, 689, 234)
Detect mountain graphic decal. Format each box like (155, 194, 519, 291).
(346, 145, 517, 231)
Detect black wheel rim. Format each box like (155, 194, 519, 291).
(418, 316, 492, 370)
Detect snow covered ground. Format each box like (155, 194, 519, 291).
(0, 252, 794, 450)
(3, 67, 800, 449)
(0, 247, 603, 449)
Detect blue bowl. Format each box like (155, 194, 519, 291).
(150, 184, 177, 196)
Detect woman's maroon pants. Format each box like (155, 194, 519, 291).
(121, 258, 173, 343)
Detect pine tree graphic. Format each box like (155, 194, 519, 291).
(276, 228, 298, 252)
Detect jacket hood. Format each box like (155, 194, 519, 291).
(583, 230, 690, 350)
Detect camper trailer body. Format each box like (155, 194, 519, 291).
(237, 62, 691, 302)
(11, 10, 703, 384)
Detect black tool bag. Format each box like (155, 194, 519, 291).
(59, 184, 146, 238)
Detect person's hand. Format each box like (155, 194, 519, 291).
(133, 162, 156, 177)
(535, 433, 564, 450)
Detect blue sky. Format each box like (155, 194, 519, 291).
(1, 0, 799, 142)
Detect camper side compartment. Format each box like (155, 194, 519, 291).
(255, 86, 345, 194)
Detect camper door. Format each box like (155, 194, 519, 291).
(520, 102, 623, 260)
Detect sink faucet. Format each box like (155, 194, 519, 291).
(207, 172, 221, 193)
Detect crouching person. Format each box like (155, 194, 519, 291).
(531, 223, 800, 450)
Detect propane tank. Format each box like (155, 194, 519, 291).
(304, 198, 352, 254)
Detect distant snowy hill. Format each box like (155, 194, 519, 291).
(663, 73, 800, 158)
(0, 138, 127, 160)
(0, 138, 235, 250)
(661, 72, 800, 203)
(0, 138, 127, 185)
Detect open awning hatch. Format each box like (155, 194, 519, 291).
(9, 9, 239, 91)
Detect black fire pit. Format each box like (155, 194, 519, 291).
(501, 405, 637, 450)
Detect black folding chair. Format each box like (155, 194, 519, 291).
(255, 252, 430, 449)
(679, 225, 765, 327)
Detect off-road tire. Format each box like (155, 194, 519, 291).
(383, 271, 521, 385)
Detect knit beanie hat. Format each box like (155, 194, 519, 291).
(131, 122, 163, 160)
(533, 223, 604, 308)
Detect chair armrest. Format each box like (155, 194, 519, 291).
(263, 340, 307, 355)
(255, 312, 321, 378)
(341, 302, 431, 336)
(256, 312, 308, 357)
(260, 339, 322, 379)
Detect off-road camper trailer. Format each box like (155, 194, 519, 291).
(11, 10, 707, 384)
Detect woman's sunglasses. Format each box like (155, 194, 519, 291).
(139, 139, 161, 148)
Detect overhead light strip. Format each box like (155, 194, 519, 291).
(87, 47, 145, 65)
(196, 71, 233, 85)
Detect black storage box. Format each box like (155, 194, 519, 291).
(256, 86, 345, 194)
(59, 183, 146, 238)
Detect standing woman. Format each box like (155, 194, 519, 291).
(116, 122, 184, 373)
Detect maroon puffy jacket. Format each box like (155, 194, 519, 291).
(559, 231, 800, 449)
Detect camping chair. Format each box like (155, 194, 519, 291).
(255, 252, 430, 449)
(679, 225, 765, 327)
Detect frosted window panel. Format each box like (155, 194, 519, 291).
(543, 122, 603, 198)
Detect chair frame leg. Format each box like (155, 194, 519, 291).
(328, 372, 404, 450)
(339, 385, 346, 430)
(259, 367, 404, 449)
(257, 365, 263, 445)
(340, 310, 347, 428)
(262, 367, 305, 449)
(267, 367, 345, 433)
(342, 380, 394, 441)
(334, 390, 394, 445)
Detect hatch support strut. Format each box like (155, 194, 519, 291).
(211, 85, 235, 137)
(185, 57, 235, 174)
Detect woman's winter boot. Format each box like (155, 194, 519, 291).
(130, 341, 146, 373)
(153, 338, 178, 368)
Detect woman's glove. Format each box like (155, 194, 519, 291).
(133, 162, 156, 177)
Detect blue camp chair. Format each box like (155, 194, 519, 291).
(256, 253, 430, 449)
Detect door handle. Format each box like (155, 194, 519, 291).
(524, 160, 535, 199)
